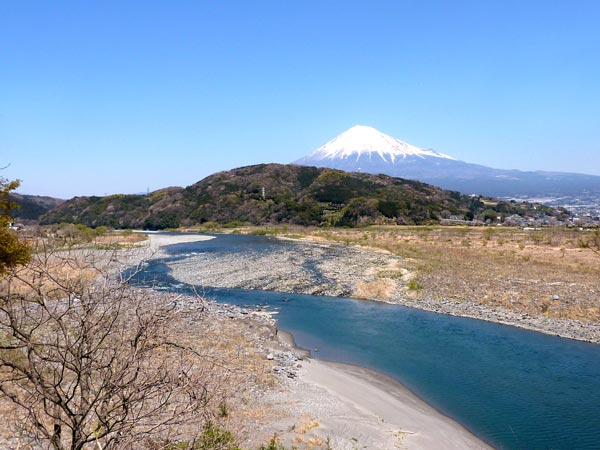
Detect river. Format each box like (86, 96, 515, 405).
(130, 233, 600, 450)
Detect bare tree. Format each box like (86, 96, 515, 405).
(0, 240, 225, 449)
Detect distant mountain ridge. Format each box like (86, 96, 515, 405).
(39, 164, 561, 229)
(295, 126, 600, 198)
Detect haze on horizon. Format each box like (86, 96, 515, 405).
(2, 1, 599, 199)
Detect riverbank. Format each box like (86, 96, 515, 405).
(259, 326, 491, 449)
(141, 233, 491, 449)
(165, 233, 600, 343)
(291, 359, 491, 449)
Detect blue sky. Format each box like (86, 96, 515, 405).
(2, 1, 599, 198)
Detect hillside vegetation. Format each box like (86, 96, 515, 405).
(10, 193, 64, 220)
(40, 164, 562, 229)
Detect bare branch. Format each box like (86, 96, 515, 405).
(0, 238, 228, 449)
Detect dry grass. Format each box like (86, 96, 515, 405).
(354, 278, 397, 300)
(291, 419, 326, 449)
(296, 419, 320, 434)
(292, 436, 326, 449)
(6, 232, 148, 294)
(287, 226, 600, 322)
(91, 232, 148, 248)
(159, 312, 279, 442)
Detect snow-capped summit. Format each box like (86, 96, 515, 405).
(294, 125, 600, 199)
(302, 125, 455, 163)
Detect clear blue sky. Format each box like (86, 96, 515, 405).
(2, 1, 599, 198)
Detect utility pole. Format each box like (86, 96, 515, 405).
(261, 187, 266, 200)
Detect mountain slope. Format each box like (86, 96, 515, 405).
(40, 164, 561, 229)
(295, 126, 600, 198)
(9, 194, 65, 220)
(40, 187, 185, 230)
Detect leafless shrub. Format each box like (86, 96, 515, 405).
(0, 241, 226, 449)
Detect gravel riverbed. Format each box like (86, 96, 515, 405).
(165, 237, 600, 343)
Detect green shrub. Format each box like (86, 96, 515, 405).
(218, 401, 228, 417)
(196, 422, 241, 450)
(157, 428, 294, 450)
(200, 221, 220, 231)
(222, 220, 247, 228)
(257, 435, 288, 450)
(249, 228, 277, 236)
(482, 227, 495, 241)
(408, 278, 424, 291)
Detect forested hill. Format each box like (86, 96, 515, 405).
(39, 164, 562, 229)
(10, 194, 65, 221)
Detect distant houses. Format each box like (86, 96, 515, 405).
(7, 222, 23, 231)
(441, 212, 600, 228)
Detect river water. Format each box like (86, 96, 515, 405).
(130, 234, 600, 450)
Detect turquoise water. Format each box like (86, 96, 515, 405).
(131, 234, 600, 449)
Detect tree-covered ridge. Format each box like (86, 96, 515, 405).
(40, 164, 565, 229)
(9, 193, 65, 220)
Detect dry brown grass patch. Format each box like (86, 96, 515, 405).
(289, 226, 600, 322)
(353, 278, 397, 300)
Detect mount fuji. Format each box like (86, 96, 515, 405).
(295, 125, 600, 199)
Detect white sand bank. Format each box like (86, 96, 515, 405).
(131, 231, 215, 253)
(146, 233, 215, 251)
(275, 358, 492, 449)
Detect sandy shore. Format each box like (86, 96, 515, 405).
(133, 230, 215, 252)
(288, 359, 492, 449)
(252, 330, 491, 449)
(113, 232, 217, 270)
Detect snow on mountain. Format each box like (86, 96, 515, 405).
(302, 125, 455, 163)
(294, 125, 600, 198)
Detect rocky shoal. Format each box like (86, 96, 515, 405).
(164, 239, 600, 343)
